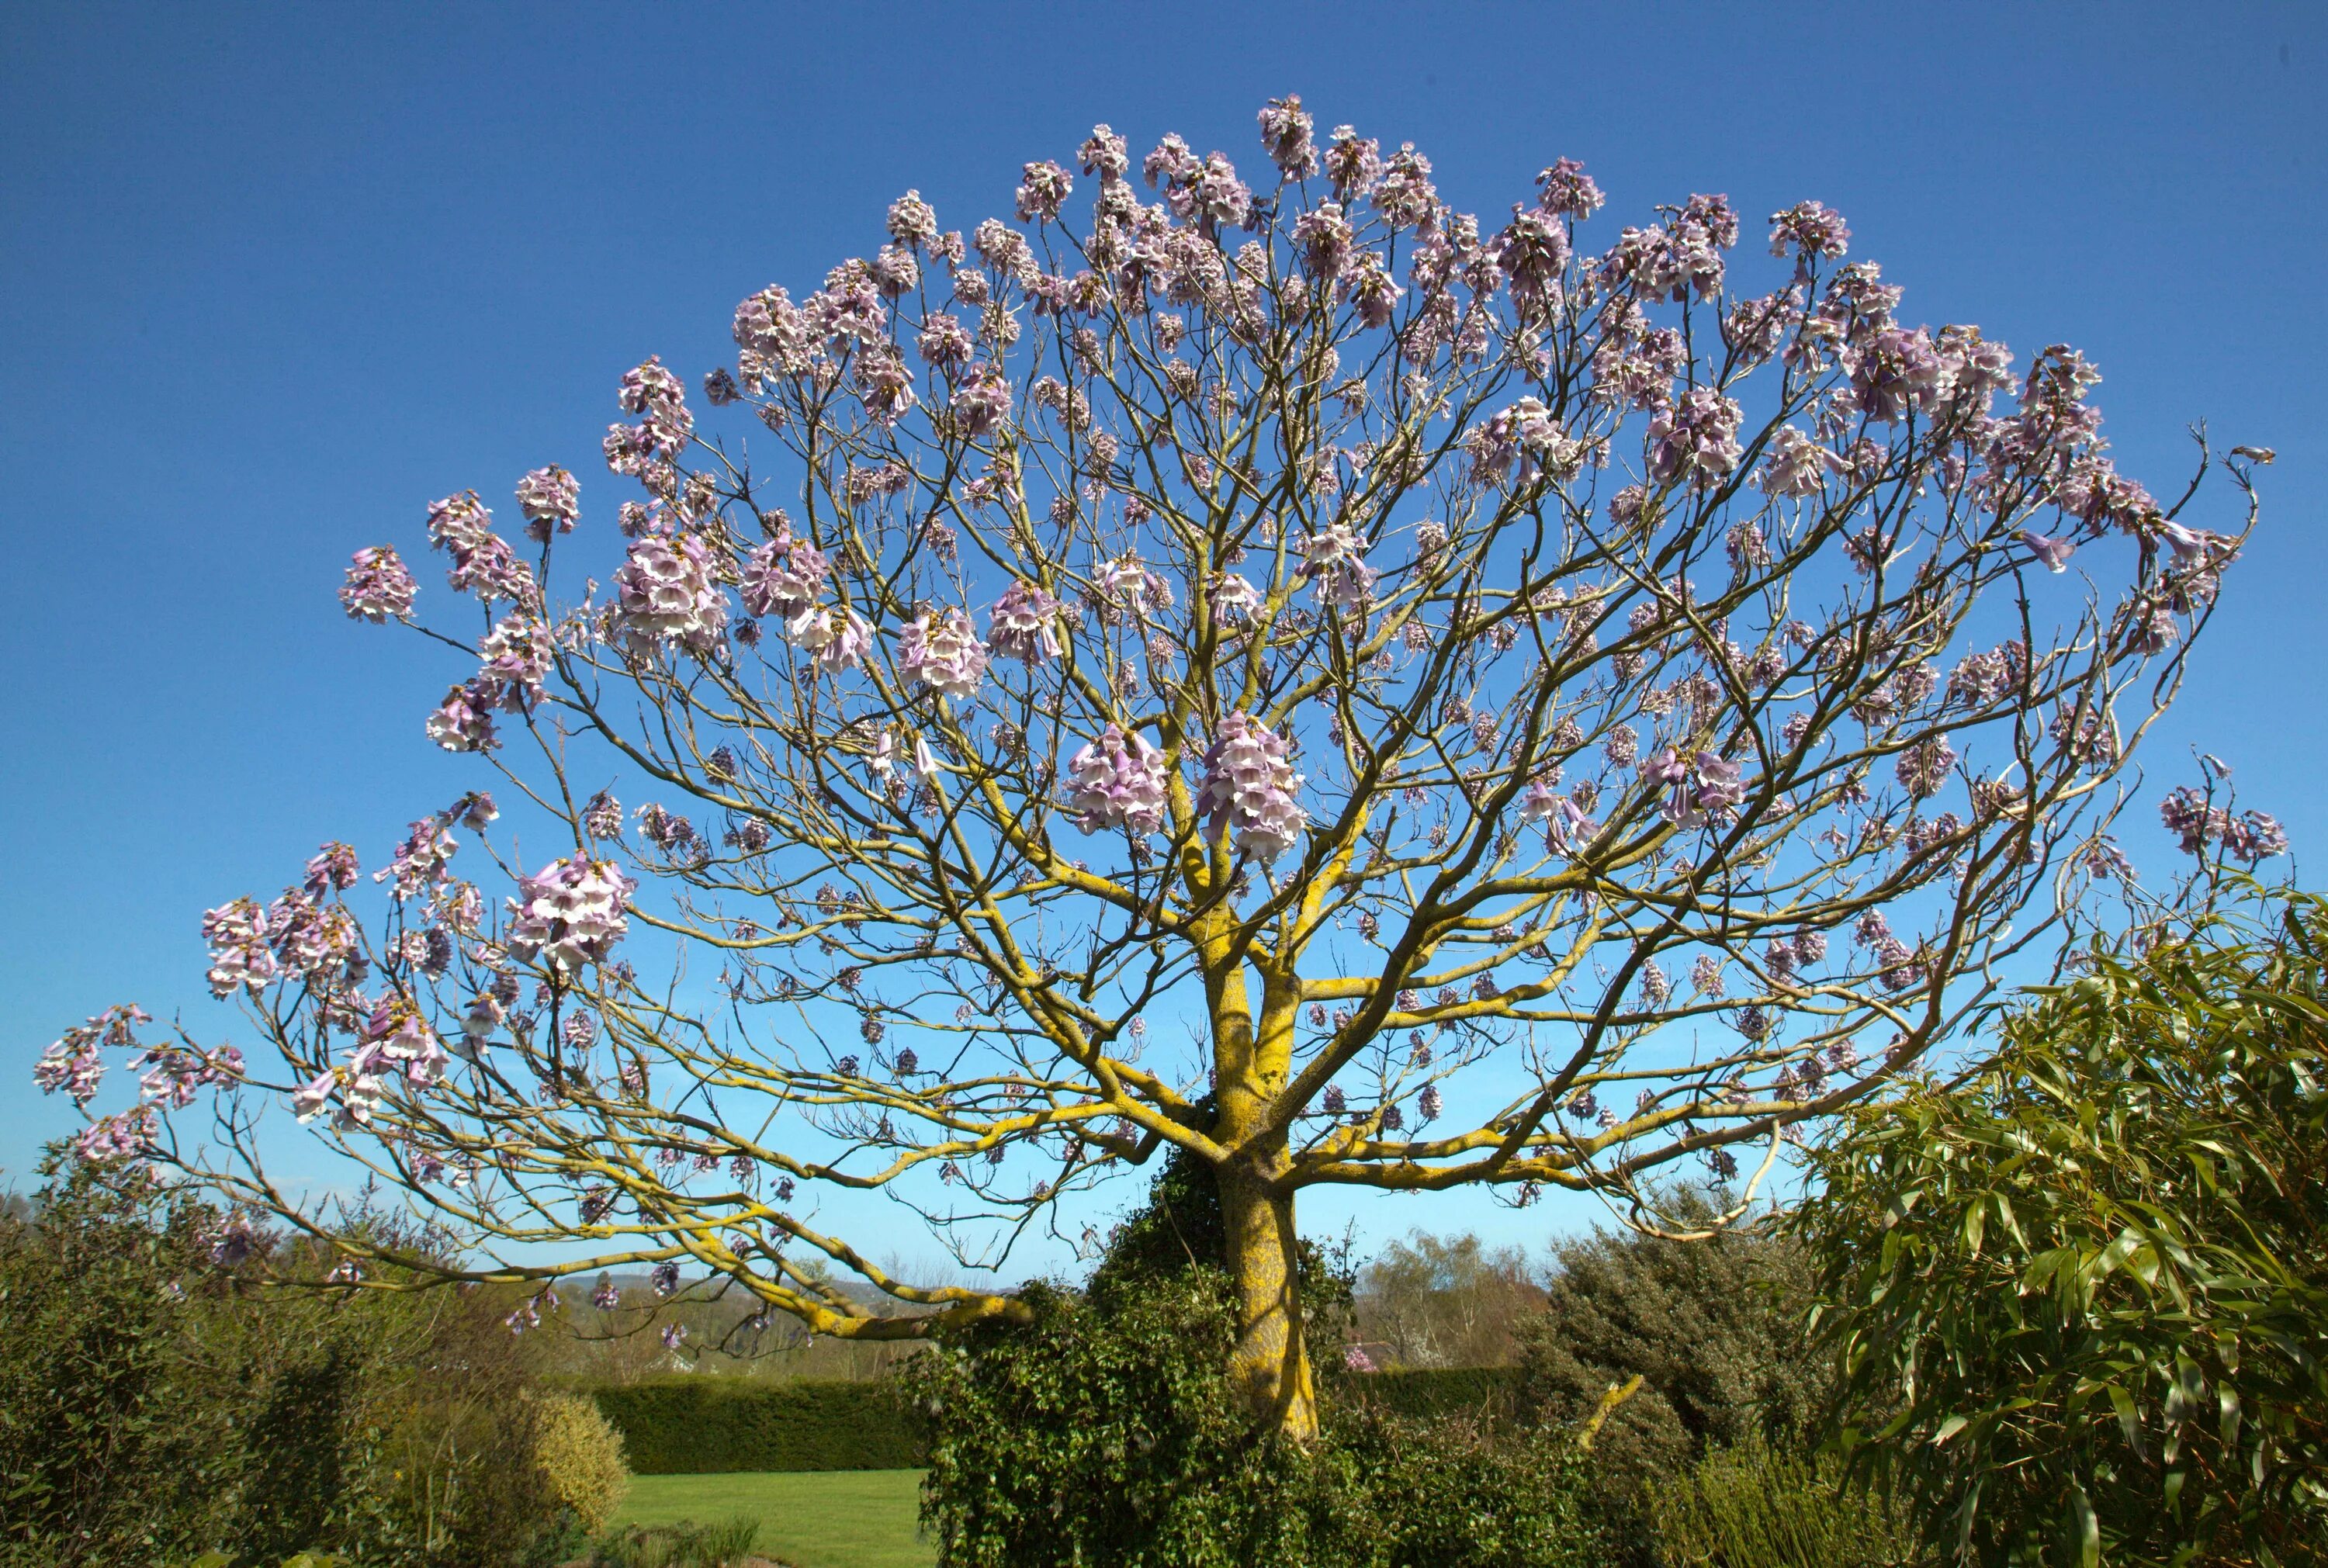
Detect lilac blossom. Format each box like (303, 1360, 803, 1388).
(1015, 161, 1074, 224)
(1256, 95, 1318, 179)
(427, 491, 535, 606)
(896, 607, 989, 698)
(1535, 157, 1604, 220)
(739, 531, 829, 628)
(515, 465, 580, 542)
(1065, 725, 1169, 835)
(1755, 427, 1841, 498)
(1647, 389, 1744, 489)
(1210, 573, 1262, 624)
(792, 605, 874, 675)
(1298, 524, 1375, 607)
(201, 898, 278, 998)
(426, 680, 498, 753)
(1199, 712, 1307, 862)
(74, 1107, 157, 1163)
(1769, 200, 1851, 263)
(951, 363, 1013, 436)
(504, 854, 637, 974)
(304, 842, 360, 896)
(986, 580, 1062, 665)
(2018, 530, 2077, 573)
(614, 532, 728, 651)
(1292, 203, 1355, 281)
(340, 546, 417, 621)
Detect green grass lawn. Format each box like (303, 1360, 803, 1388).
(614, 1470, 933, 1568)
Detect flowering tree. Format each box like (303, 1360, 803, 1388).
(40, 97, 2267, 1438)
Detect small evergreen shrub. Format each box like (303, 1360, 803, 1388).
(1516, 1186, 1826, 1563)
(1793, 888, 2328, 1565)
(532, 1392, 632, 1533)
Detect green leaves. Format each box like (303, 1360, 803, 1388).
(1789, 888, 2328, 1566)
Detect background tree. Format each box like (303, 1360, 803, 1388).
(1351, 1230, 1542, 1369)
(39, 95, 2264, 1440)
(1516, 1184, 1826, 1565)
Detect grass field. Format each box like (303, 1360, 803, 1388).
(614, 1470, 933, 1568)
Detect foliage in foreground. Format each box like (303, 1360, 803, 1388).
(906, 1154, 1602, 1567)
(1647, 1435, 1920, 1568)
(1794, 886, 2328, 1566)
(1516, 1186, 1827, 1563)
(0, 1158, 599, 1568)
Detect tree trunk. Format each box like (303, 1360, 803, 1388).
(1203, 931, 1318, 1439)
(1218, 1164, 1319, 1441)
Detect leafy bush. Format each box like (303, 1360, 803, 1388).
(908, 1151, 1603, 1567)
(1647, 1435, 1918, 1568)
(585, 1375, 923, 1472)
(0, 1154, 575, 1567)
(532, 1393, 632, 1532)
(1792, 888, 2328, 1566)
(1515, 1186, 1826, 1561)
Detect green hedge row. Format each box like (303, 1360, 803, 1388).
(585, 1366, 1524, 1473)
(1334, 1365, 1526, 1423)
(586, 1376, 927, 1473)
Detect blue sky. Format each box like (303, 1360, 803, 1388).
(5, 1, 2323, 1269)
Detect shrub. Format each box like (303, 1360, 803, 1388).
(532, 1393, 632, 1533)
(1791, 888, 2328, 1566)
(1647, 1435, 1918, 1568)
(908, 1151, 1603, 1568)
(1515, 1186, 1826, 1561)
(0, 1154, 576, 1567)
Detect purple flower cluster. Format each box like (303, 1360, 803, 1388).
(986, 580, 1062, 665)
(897, 607, 989, 698)
(1297, 524, 1375, 608)
(1769, 200, 1851, 264)
(1198, 712, 1306, 862)
(515, 465, 580, 542)
(1065, 725, 1169, 834)
(340, 545, 417, 622)
(34, 1004, 152, 1108)
(426, 490, 535, 606)
(2158, 786, 2288, 862)
(1647, 389, 1744, 489)
(614, 531, 728, 652)
(612, 355, 694, 464)
(1643, 749, 1746, 828)
(503, 853, 637, 974)
(739, 527, 830, 632)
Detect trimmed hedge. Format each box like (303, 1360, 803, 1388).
(1335, 1366, 1525, 1424)
(586, 1366, 1523, 1474)
(586, 1376, 925, 1473)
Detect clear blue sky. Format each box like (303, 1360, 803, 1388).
(5, 1, 2323, 1263)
